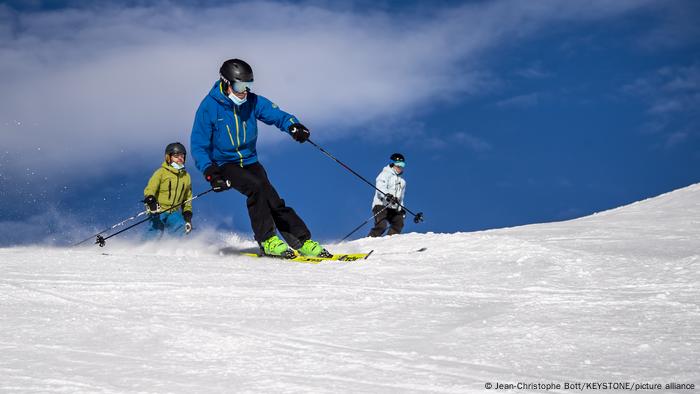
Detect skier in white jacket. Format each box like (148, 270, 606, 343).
(368, 153, 407, 237)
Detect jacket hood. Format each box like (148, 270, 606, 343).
(208, 80, 232, 107)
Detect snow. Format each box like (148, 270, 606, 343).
(1, 184, 699, 393)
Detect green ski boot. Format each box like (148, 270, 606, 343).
(297, 239, 333, 258)
(262, 235, 296, 259)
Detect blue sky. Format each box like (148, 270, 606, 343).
(0, 0, 698, 246)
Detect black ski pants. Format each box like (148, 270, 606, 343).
(368, 205, 405, 237)
(221, 162, 310, 247)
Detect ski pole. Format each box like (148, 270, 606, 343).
(306, 139, 424, 223)
(73, 209, 150, 247)
(94, 188, 214, 247)
(95, 215, 152, 247)
(340, 204, 390, 242)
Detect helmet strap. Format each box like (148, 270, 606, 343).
(220, 77, 231, 93)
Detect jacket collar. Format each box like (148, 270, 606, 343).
(161, 161, 185, 175)
(385, 164, 403, 177)
(208, 80, 255, 108)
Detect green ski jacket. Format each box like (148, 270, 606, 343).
(144, 162, 193, 213)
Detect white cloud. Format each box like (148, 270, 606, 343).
(635, 0, 700, 50)
(423, 132, 492, 153)
(496, 93, 540, 109)
(649, 99, 684, 114)
(515, 63, 551, 79)
(660, 64, 700, 93)
(452, 132, 493, 153)
(665, 131, 688, 148)
(0, 0, 659, 174)
(623, 63, 700, 149)
(624, 64, 700, 113)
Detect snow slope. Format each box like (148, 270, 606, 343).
(1, 184, 699, 393)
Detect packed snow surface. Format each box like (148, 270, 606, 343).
(1, 184, 699, 393)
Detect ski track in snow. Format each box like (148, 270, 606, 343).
(1, 184, 699, 393)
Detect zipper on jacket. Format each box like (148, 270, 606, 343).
(173, 174, 181, 208)
(234, 106, 244, 167)
(168, 180, 172, 200)
(225, 124, 244, 167)
(390, 170, 402, 206)
(174, 178, 184, 205)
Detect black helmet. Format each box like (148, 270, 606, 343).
(165, 142, 186, 157)
(220, 58, 254, 92)
(389, 152, 405, 168)
(390, 153, 405, 162)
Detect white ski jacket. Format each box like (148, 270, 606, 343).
(372, 165, 406, 210)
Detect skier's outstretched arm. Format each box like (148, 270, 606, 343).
(254, 95, 300, 136)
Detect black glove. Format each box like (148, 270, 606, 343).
(413, 212, 424, 224)
(384, 193, 398, 205)
(289, 123, 310, 143)
(204, 165, 230, 192)
(183, 211, 193, 234)
(144, 195, 159, 213)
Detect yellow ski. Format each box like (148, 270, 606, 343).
(242, 250, 373, 264)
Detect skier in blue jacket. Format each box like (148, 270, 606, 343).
(190, 58, 330, 258)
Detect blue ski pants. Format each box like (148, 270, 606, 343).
(145, 211, 186, 239)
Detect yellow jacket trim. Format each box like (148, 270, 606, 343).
(225, 124, 244, 165)
(234, 106, 244, 167)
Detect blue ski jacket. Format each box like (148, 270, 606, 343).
(190, 81, 300, 173)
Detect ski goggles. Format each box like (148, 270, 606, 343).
(232, 79, 253, 94)
(393, 161, 405, 168)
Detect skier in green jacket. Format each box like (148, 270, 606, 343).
(143, 142, 193, 239)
